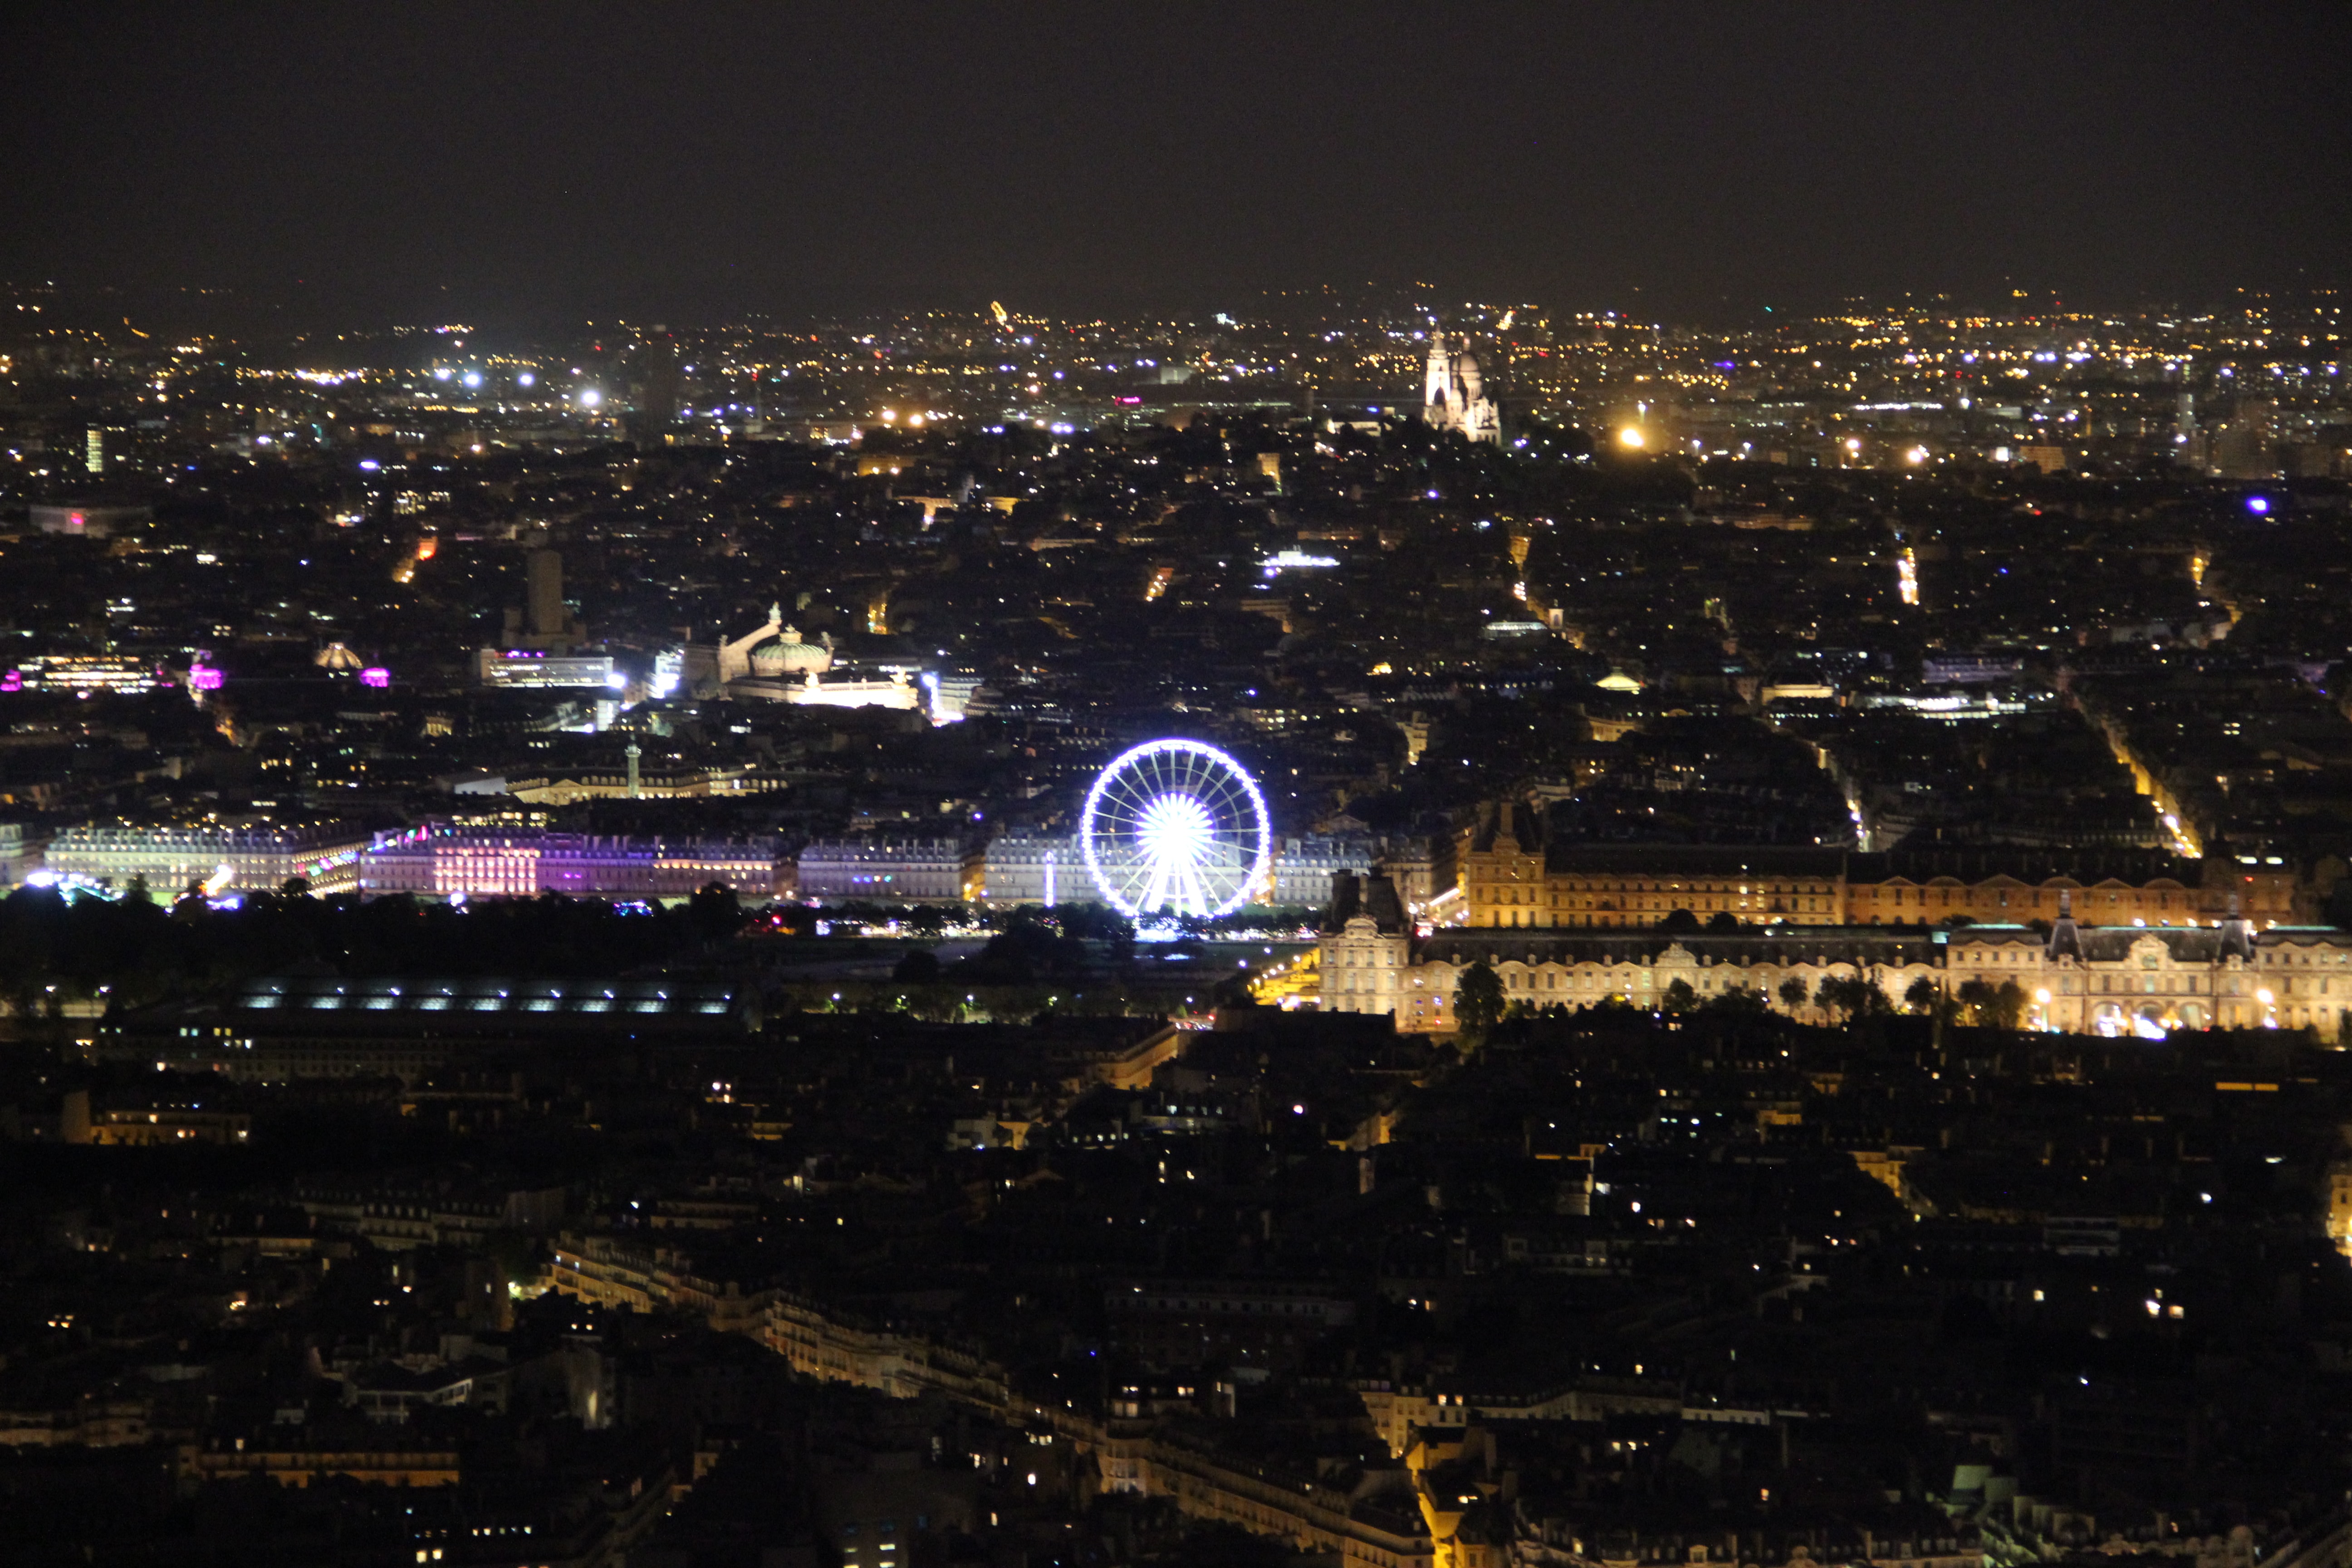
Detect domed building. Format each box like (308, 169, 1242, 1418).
(1424, 332, 1501, 444)
(710, 603, 833, 688)
(748, 625, 832, 679)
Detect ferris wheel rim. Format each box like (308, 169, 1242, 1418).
(1078, 738, 1272, 919)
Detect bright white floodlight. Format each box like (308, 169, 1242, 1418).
(1079, 738, 1271, 918)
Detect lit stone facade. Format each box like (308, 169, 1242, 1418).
(795, 838, 983, 902)
(1423, 333, 1500, 444)
(1322, 872, 2352, 1041)
(360, 826, 784, 899)
(1272, 835, 1377, 908)
(1455, 806, 2307, 931)
(45, 822, 373, 896)
(981, 833, 1073, 906)
(1951, 919, 2352, 1037)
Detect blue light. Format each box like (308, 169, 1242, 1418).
(2247, 496, 2271, 514)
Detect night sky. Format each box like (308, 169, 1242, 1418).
(5, 2, 2348, 328)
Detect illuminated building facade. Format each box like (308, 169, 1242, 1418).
(471, 649, 618, 689)
(44, 822, 372, 895)
(981, 833, 1072, 906)
(1455, 804, 2307, 929)
(796, 838, 982, 902)
(1322, 873, 2352, 1040)
(1422, 333, 1500, 443)
(753, 670, 923, 711)
(1948, 916, 2352, 1036)
(502, 764, 764, 806)
(6, 657, 173, 693)
(1270, 834, 1376, 908)
(359, 826, 784, 899)
(0, 823, 39, 890)
(62, 1090, 249, 1147)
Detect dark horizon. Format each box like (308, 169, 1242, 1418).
(5, 2, 2349, 333)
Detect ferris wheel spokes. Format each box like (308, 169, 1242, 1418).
(1078, 738, 1273, 921)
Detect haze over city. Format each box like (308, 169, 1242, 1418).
(8, 3, 2351, 327)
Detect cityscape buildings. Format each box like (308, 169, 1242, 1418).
(5, 271, 2352, 1566)
(5, 0, 2350, 1556)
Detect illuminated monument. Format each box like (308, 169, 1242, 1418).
(1423, 333, 1500, 443)
(1079, 739, 1272, 918)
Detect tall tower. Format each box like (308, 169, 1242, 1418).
(1424, 332, 1456, 418)
(634, 328, 682, 442)
(503, 548, 586, 650)
(527, 550, 565, 641)
(2171, 382, 2203, 470)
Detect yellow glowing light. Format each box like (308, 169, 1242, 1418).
(1617, 427, 1646, 450)
(1906, 446, 1929, 465)
(1844, 437, 1862, 452)
(880, 409, 897, 423)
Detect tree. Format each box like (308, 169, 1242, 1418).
(1903, 975, 1942, 1015)
(1658, 908, 1701, 934)
(1705, 985, 1770, 1016)
(1955, 977, 1996, 1024)
(1988, 980, 2029, 1030)
(1662, 978, 1699, 1012)
(1454, 960, 1505, 1039)
(1777, 976, 1810, 1013)
(1817, 974, 1887, 1022)
(280, 876, 312, 898)
(1705, 910, 1741, 934)
(689, 881, 742, 941)
(893, 948, 941, 982)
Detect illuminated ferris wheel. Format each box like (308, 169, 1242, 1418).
(1078, 739, 1272, 919)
